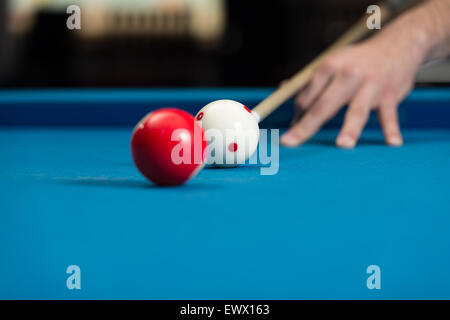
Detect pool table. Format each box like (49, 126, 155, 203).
(0, 87, 450, 300)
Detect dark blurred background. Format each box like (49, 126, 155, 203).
(0, 0, 449, 88)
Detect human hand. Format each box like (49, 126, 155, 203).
(280, 32, 426, 148)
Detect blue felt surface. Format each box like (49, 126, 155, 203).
(1, 127, 450, 299)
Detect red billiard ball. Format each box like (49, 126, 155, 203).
(131, 108, 207, 186)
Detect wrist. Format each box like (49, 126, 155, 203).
(390, 0, 450, 62)
(422, 0, 450, 60)
(372, 0, 449, 64)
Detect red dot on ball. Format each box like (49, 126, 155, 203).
(196, 112, 204, 120)
(243, 105, 251, 113)
(228, 142, 238, 152)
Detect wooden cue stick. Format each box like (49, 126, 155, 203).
(251, 2, 392, 122)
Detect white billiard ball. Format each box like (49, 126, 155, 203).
(195, 99, 260, 167)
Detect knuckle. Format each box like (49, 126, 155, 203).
(310, 71, 322, 85)
(308, 107, 322, 120)
(363, 73, 379, 85)
(347, 106, 369, 121)
(382, 101, 397, 111)
(319, 58, 339, 74)
(341, 65, 361, 79)
(380, 88, 398, 107)
(382, 85, 395, 97)
(310, 101, 329, 119)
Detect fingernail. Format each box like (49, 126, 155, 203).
(281, 132, 300, 147)
(336, 134, 356, 148)
(388, 135, 403, 147)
